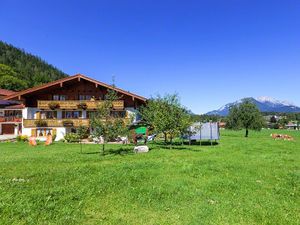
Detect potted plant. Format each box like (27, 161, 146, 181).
(77, 102, 88, 110)
(34, 119, 48, 127)
(63, 119, 74, 127)
(48, 102, 60, 110)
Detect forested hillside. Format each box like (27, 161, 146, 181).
(0, 41, 68, 91)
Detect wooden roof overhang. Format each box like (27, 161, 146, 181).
(4, 74, 147, 102)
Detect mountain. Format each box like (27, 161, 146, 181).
(0, 41, 68, 91)
(206, 97, 300, 116)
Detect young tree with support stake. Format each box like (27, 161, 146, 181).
(77, 125, 88, 153)
(226, 99, 264, 137)
(90, 88, 128, 155)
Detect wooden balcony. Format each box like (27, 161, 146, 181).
(23, 119, 90, 128)
(0, 117, 22, 123)
(23, 118, 131, 128)
(37, 100, 124, 110)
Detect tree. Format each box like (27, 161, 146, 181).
(226, 99, 264, 137)
(140, 94, 192, 147)
(90, 88, 128, 155)
(76, 126, 89, 153)
(177, 108, 193, 145)
(0, 41, 67, 90)
(0, 75, 28, 91)
(0, 64, 28, 91)
(0, 63, 16, 77)
(270, 116, 277, 123)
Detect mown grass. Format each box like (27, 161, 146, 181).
(0, 129, 299, 225)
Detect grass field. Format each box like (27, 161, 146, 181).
(0, 129, 299, 225)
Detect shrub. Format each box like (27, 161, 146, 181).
(64, 133, 80, 143)
(16, 135, 28, 142)
(76, 126, 89, 139)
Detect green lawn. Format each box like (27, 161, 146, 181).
(0, 130, 299, 225)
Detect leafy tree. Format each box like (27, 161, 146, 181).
(140, 94, 192, 146)
(90, 88, 128, 155)
(0, 75, 28, 91)
(76, 126, 89, 153)
(270, 116, 277, 123)
(226, 99, 264, 137)
(177, 109, 193, 144)
(278, 117, 288, 127)
(0, 63, 16, 77)
(0, 64, 27, 90)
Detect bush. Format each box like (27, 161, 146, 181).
(76, 126, 89, 139)
(16, 135, 28, 142)
(64, 133, 80, 143)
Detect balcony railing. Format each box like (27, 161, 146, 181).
(37, 100, 124, 110)
(23, 118, 131, 128)
(0, 117, 22, 123)
(23, 119, 90, 128)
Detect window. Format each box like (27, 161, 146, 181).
(79, 95, 92, 100)
(40, 111, 57, 119)
(53, 95, 67, 100)
(62, 111, 82, 119)
(4, 110, 22, 118)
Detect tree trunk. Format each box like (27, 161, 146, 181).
(169, 135, 173, 149)
(101, 143, 105, 155)
(164, 132, 167, 144)
(245, 129, 249, 137)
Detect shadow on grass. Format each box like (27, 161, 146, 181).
(152, 140, 219, 147)
(81, 146, 134, 156)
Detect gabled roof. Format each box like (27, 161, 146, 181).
(4, 74, 147, 101)
(0, 88, 16, 96)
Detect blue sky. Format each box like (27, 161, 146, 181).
(1, 0, 299, 113)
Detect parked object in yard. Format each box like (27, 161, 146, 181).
(117, 136, 129, 144)
(129, 120, 152, 145)
(271, 133, 294, 141)
(93, 136, 104, 144)
(184, 122, 220, 144)
(134, 145, 149, 153)
(147, 134, 157, 142)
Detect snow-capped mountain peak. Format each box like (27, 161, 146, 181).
(206, 97, 300, 116)
(256, 96, 294, 106)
